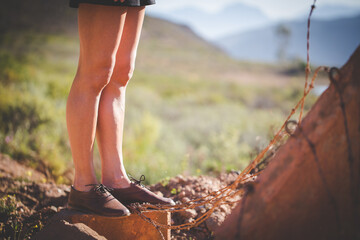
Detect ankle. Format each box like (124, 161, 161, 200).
(102, 176, 131, 189)
(73, 183, 97, 192)
(73, 177, 98, 192)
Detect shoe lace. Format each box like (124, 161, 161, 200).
(128, 174, 149, 189)
(86, 184, 113, 194)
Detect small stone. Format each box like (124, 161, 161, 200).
(219, 205, 230, 214)
(200, 208, 207, 214)
(181, 197, 190, 203)
(50, 206, 58, 213)
(205, 211, 226, 232)
(185, 218, 195, 223)
(195, 206, 203, 211)
(178, 191, 186, 198)
(176, 175, 186, 184)
(179, 209, 198, 219)
(205, 203, 213, 210)
(183, 186, 194, 196)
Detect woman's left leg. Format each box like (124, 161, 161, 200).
(96, 6, 145, 189)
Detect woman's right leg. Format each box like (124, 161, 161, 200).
(66, 4, 127, 192)
(97, 6, 146, 189)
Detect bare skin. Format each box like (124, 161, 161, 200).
(66, 4, 145, 192)
(97, 6, 146, 189)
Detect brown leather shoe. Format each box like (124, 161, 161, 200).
(68, 184, 130, 217)
(110, 180, 175, 206)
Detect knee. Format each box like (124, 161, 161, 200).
(111, 59, 135, 87)
(76, 58, 116, 93)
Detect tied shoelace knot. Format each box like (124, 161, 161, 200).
(128, 174, 149, 189)
(86, 184, 113, 194)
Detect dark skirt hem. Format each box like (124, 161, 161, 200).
(69, 0, 155, 8)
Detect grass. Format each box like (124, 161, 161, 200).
(0, 17, 320, 184)
(0, 195, 38, 239)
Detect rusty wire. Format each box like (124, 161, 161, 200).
(299, 0, 317, 125)
(131, 0, 331, 237)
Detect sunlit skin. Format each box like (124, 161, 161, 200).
(66, 3, 145, 192)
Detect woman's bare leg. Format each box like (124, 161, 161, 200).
(66, 4, 127, 192)
(96, 7, 146, 189)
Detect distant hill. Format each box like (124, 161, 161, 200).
(148, 3, 360, 41)
(148, 3, 269, 40)
(0, 0, 221, 54)
(304, 4, 360, 20)
(0, 0, 77, 34)
(0, 0, 238, 82)
(215, 15, 360, 66)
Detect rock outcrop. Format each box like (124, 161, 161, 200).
(36, 208, 171, 240)
(215, 46, 360, 240)
(35, 219, 106, 240)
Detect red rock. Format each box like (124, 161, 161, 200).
(36, 220, 106, 240)
(37, 208, 171, 240)
(215, 46, 360, 240)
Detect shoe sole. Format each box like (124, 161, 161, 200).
(67, 204, 131, 218)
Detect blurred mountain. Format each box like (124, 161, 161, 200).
(148, 3, 269, 40)
(0, 0, 220, 50)
(215, 15, 360, 66)
(0, 0, 235, 79)
(148, 3, 360, 41)
(306, 4, 360, 20)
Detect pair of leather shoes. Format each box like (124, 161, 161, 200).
(68, 182, 174, 217)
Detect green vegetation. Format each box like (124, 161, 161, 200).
(0, 32, 74, 182)
(0, 194, 42, 239)
(0, 16, 319, 184)
(0, 195, 25, 239)
(0, 195, 17, 218)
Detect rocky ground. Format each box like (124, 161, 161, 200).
(0, 154, 70, 239)
(150, 173, 251, 239)
(0, 154, 256, 239)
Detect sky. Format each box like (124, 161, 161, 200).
(148, 0, 360, 20)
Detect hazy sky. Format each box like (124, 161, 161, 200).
(149, 0, 360, 20)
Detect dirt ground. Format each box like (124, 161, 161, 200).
(0, 154, 256, 239)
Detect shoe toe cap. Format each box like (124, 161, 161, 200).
(103, 207, 131, 217)
(163, 197, 176, 206)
